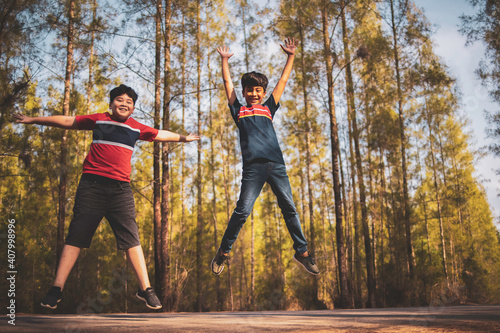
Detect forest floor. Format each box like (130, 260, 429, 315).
(2, 305, 499, 332)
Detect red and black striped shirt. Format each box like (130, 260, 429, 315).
(75, 112, 158, 182)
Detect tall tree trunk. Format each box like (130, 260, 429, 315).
(339, 136, 354, 307)
(318, 157, 334, 301)
(57, 0, 75, 263)
(87, 0, 97, 292)
(195, 0, 204, 312)
(84, 0, 96, 149)
(207, 33, 222, 311)
(347, 100, 362, 308)
(221, 126, 234, 310)
(228, 257, 234, 311)
(321, 0, 351, 309)
(240, 1, 250, 72)
(364, 91, 377, 283)
(160, 0, 172, 311)
(367, 149, 377, 279)
(451, 156, 467, 236)
(299, 162, 307, 237)
(423, 198, 432, 264)
(153, 0, 163, 298)
(180, 10, 187, 236)
(387, 165, 401, 288)
(450, 235, 457, 284)
(297, 21, 319, 304)
(341, 3, 375, 308)
(417, 149, 432, 266)
(425, 101, 449, 284)
(378, 147, 388, 307)
(389, 0, 415, 280)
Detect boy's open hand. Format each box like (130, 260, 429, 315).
(185, 133, 200, 142)
(12, 113, 32, 124)
(280, 37, 298, 56)
(217, 45, 234, 59)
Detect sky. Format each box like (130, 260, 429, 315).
(413, 0, 499, 226)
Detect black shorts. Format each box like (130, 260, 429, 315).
(65, 174, 141, 250)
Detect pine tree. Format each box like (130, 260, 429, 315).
(340, 0, 376, 308)
(321, 0, 352, 309)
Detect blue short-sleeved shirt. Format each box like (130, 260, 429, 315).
(229, 95, 285, 166)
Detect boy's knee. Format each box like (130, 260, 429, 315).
(234, 199, 256, 216)
(282, 209, 298, 220)
(233, 207, 252, 219)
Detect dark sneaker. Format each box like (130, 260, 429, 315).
(293, 253, 320, 275)
(41, 286, 63, 309)
(136, 287, 162, 310)
(211, 247, 229, 275)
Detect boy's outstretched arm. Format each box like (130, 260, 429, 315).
(154, 130, 200, 143)
(217, 45, 236, 106)
(272, 37, 298, 104)
(13, 113, 77, 129)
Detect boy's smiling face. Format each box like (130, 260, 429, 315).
(109, 93, 135, 121)
(243, 86, 266, 106)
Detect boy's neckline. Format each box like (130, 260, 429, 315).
(109, 112, 131, 122)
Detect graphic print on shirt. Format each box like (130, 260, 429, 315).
(237, 104, 273, 122)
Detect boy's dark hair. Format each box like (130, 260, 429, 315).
(110, 84, 138, 105)
(241, 71, 268, 92)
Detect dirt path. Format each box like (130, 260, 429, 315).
(2, 305, 500, 332)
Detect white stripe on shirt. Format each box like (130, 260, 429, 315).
(92, 140, 134, 151)
(95, 120, 141, 133)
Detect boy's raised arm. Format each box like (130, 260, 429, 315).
(154, 130, 200, 143)
(13, 113, 77, 129)
(272, 37, 298, 104)
(217, 46, 236, 106)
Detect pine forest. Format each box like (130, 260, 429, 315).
(1, 0, 500, 313)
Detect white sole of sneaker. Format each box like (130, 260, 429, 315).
(40, 299, 61, 310)
(136, 293, 162, 310)
(211, 250, 225, 275)
(293, 256, 320, 275)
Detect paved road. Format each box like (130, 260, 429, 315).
(2, 305, 499, 332)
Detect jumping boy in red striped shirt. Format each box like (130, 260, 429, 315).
(14, 84, 199, 310)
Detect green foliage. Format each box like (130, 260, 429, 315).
(460, 0, 500, 169)
(1, 0, 499, 315)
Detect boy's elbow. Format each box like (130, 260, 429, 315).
(278, 78, 289, 87)
(68, 118, 78, 129)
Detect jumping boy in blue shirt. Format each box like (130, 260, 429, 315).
(211, 37, 320, 276)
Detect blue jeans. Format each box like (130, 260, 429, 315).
(220, 161, 308, 254)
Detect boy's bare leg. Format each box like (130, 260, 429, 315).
(125, 245, 151, 291)
(127, 245, 162, 309)
(53, 244, 81, 289)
